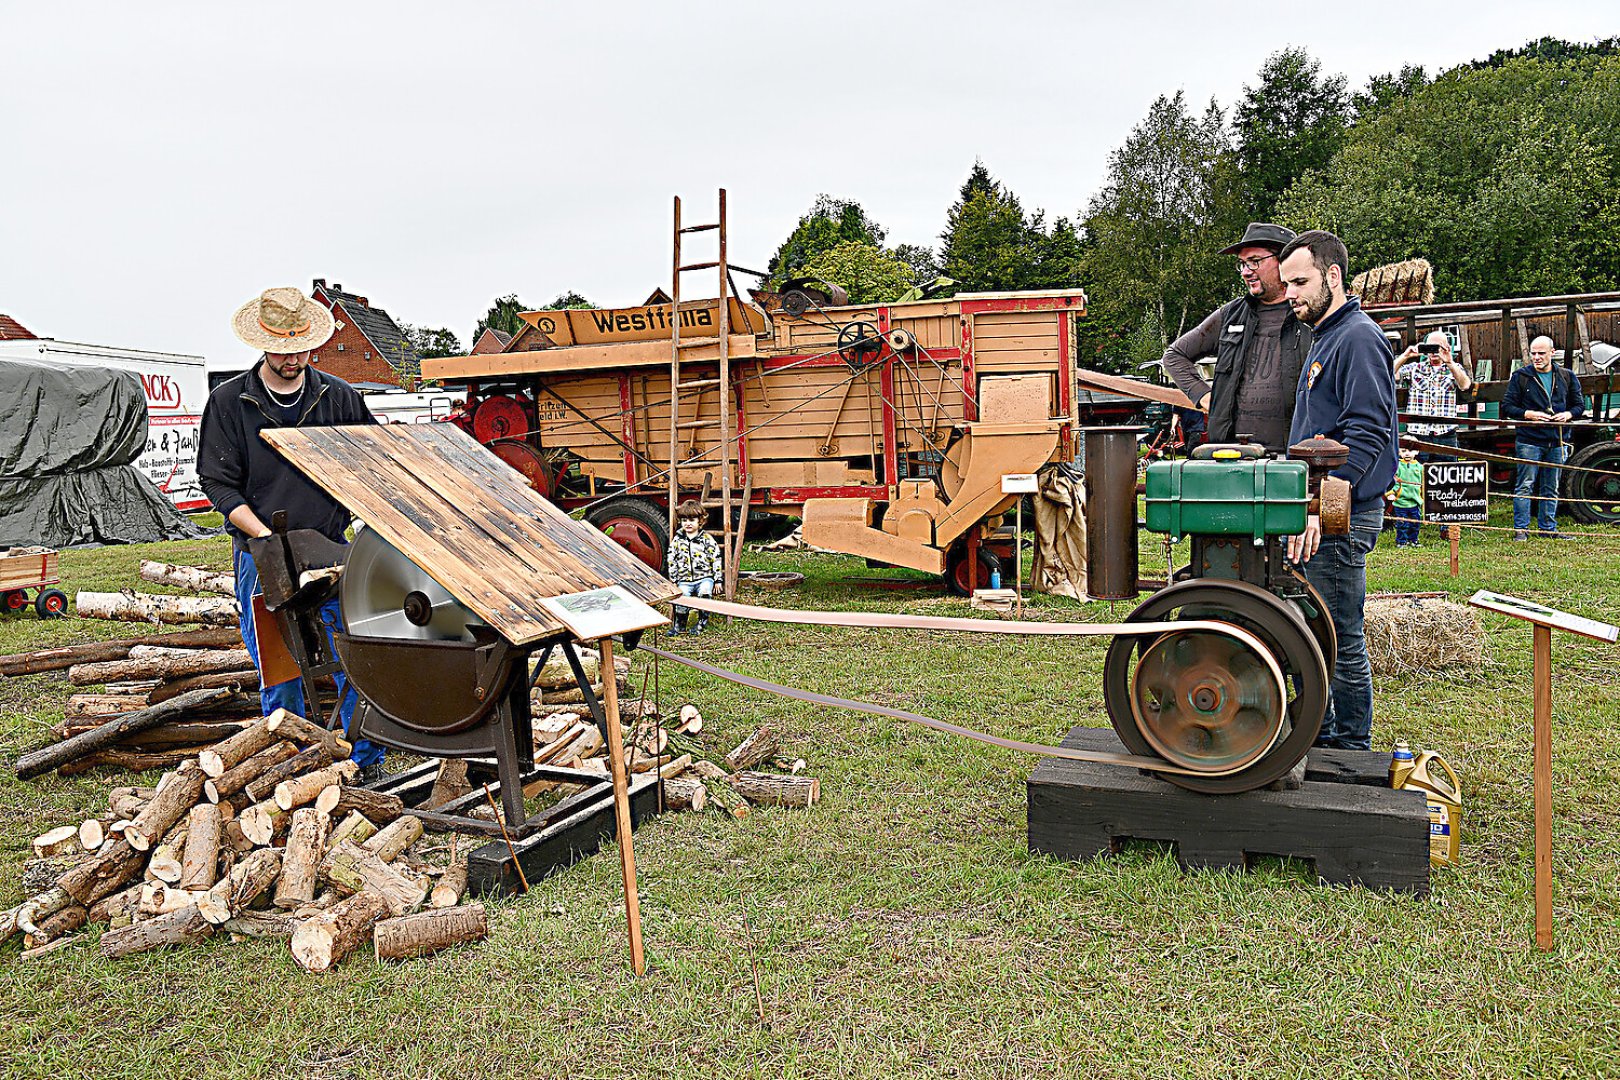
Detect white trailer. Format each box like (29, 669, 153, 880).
(0, 338, 210, 511)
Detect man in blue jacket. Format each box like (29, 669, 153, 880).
(1501, 335, 1585, 539)
(1278, 230, 1397, 751)
(197, 286, 384, 777)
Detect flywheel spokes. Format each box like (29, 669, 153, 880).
(1130, 629, 1286, 773)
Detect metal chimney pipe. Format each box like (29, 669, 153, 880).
(1083, 426, 1140, 601)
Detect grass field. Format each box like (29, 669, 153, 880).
(2, 508, 1618, 1079)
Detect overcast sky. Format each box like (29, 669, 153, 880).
(2, 2, 1612, 370)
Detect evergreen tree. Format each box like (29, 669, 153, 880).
(766, 196, 887, 287)
(1231, 47, 1351, 220)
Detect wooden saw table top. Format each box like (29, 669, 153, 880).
(262, 423, 677, 646)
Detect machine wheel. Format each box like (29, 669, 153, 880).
(944, 545, 1001, 597)
(585, 497, 670, 572)
(3, 590, 28, 614)
(1561, 439, 1620, 525)
(1102, 579, 1329, 793)
(34, 589, 68, 619)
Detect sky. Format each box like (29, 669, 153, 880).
(1, 2, 1613, 371)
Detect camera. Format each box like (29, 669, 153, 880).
(1418, 342, 1443, 355)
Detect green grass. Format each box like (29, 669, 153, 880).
(2, 509, 1619, 1079)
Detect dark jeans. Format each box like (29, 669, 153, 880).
(1415, 429, 1459, 463)
(1391, 503, 1420, 545)
(1302, 507, 1382, 751)
(233, 548, 381, 767)
(1512, 440, 1565, 532)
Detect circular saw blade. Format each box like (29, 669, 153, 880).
(340, 527, 484, 642)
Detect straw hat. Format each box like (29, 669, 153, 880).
(231, 286, 335, 354)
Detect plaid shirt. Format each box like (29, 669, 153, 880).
(1397, 360, 1462, 435)
(667, 529, 722, 584)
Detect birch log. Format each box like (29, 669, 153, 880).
(75, 590, 237, 627)
(373, 903, 488, 961)
(290, 891, 390, 973)
(138, 561, 235, 596)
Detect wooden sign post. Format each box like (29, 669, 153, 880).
(1424, 461, 1487, 578)
(1001, 473, 1039, 618)
(1468, 590, 1619, 950)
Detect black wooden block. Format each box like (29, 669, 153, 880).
(1028, 726, 1431, 895)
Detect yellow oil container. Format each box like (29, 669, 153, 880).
(1390, 746, 1462, 867)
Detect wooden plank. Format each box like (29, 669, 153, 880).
(423, 334, 759, 381)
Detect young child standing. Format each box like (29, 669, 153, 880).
(666, 499, 722, 635)
(1389, 447, 1423, 546)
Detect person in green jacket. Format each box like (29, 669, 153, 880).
(1388, 447, 1422, 546)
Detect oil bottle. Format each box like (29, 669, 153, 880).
(1390, 743, 1462, 867)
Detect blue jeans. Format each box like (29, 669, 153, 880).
(1302, 507, 1382, 751)
(1415, 429, 1458, 463)
(1512, 440, 1566, 532)
(233, 548, 381, 767)
(1391, 503, 1420, 545)
(672, 577, 714, 619)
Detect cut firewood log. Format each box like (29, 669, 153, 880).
(662, 776, 707, 812)
(686, 761, 747, 817)
(222, 910, 298, 938)
(238, 800, 288, 847)
(424, 759, 471, 809)
(541, 679, 630, 706)
(58, 840, 145, 906)
(126, 762, 206, 851)
(529, 648, 628, 690)
(102, 904, 213, 958)
(221, 818, 255, 854)
(265, 708, 352, 760)
(138, 560, 235, 596)
(56, 719, 256, 751)
(555, 724, 604, 766)
(327, 811, 378, 850)
(87, 882, 143, 924)
(108, 787, 153, 818)
(147, 841, 185, 884)
(633, 750, 689, 775)
(275, 760, 359, 812)
(724, 726, 779, 772)
(32, 826, 80, 859)
(15, 688, 233, 780)
(205, 740, 298, 803)
(690, 760, 727, 780)
(4, 886, 73, 942)
(275, 807, 330, 909)
(320, 840, 426, 916)
(137, 883, 208, 916)
(730, 771, 820, 808)
(179, 803, 222, 889)
(69, 649, 252, 687)
(329, 786, 404, 827)
(75, 590, 237, 627)
(361, 815, 423, 863)
(147, 669, 261, 705)
(23, 904, 88, 949)
(198, 717, 275, 778)
(244, 744, 332, 804)
(58, 746, 217, 777)
(78, 818, 107, 851)
(677, 703, 703, 734)
(197, 847, 282, 925)
(63, 693, 149, 720)
(429, 862, 468, 909)
(290, 890, 390, 973)
(374, 903, 487, 962)
(0, 627, 241, 677)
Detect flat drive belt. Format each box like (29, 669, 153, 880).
(653, 596, 1287, 777)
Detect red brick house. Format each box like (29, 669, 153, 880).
(308, 280, 420, 389)
(469, 328, 512, 355)
(0, 314, 38, 340)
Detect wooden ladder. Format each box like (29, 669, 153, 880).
(670, 190, 739, 599)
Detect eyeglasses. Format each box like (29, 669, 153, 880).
(1235, 254, 1276, 273)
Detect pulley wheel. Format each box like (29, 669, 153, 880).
(836, 321, 884, 369)
(1103, 579, 1328, 793)
(490, 439, 554, 498)
(472, 394, 531, 443)
(1130, 629, 1286, 774)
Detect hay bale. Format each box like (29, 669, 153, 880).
(1364, 595, 1486, 677)
(1352, 258, 1434, 306)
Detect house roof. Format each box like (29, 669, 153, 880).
(0, 314, 37, 340)
(313, 282, 419, 381)
(470, 327, 512, 355)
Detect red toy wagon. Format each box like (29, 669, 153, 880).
(0, 546, 69, 618)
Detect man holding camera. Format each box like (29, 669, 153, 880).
(1394, 331, 1472, 461)
(1159, 222, 1312, 453)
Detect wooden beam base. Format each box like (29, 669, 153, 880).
(1028, 727, 1431, 895)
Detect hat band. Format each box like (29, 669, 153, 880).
(259, 315, 313, 338)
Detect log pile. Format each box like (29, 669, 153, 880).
(3, 711, 486, 970)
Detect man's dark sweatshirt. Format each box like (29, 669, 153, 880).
(1286, 296, 1396, 513)
(197, 363, 376, 553)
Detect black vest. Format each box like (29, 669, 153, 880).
(1205, 294, 1312, 445)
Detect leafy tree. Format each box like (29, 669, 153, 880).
(546, 291, 595, 309)
(473, 294, 531, 343)
(892, 242, 941, 287)
(1353, 63, 1428, 120)
(1231, 47, 1351, 220)
(397, 323, 462, 359)
(1276, 53, 1620, 300)
(766, 196, 887, 287)
(796, 241, 914, 304)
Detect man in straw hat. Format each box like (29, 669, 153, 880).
(1158, 222, 1313, 454)
(197, 286, 383, 776)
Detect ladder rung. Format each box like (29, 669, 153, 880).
(679, 261, 720, 272)
(674, 335, 722, 348)
(676, 379, 720, 390)
(680, 223, 719, 233)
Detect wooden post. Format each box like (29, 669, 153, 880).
(596, 636, 645, 975)
(1449, 526, 1460, 578)
(1014, 498, 1024, 619)
(669, 194, 682, 538)
(1532, 622, 1553, 951)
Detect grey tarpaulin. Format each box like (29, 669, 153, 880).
(0, 358, 213, 547)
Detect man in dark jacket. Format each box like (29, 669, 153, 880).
(1501, 335, 1585, 539)
(1160, 222, 1312, 453)
(1279, 230, 1397, 752)
(197, 286, 382, 773)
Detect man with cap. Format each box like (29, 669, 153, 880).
(197, 286, 384, 777)
(1159, 222, 1312, 454)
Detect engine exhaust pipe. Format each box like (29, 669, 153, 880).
(1083, 426, 1140, 601)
